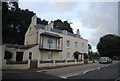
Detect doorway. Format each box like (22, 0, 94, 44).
(16, 52, 23, 61)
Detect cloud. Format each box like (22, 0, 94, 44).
(43, 2, 78, 13)
(77, 2, 118, 52)
(19, 2, 118, 52)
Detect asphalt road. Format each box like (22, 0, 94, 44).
(2, 61, 120, 80)
(68, 61, 119, 79)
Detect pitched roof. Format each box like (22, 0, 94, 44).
(5, 44, 37, 49)
(73, 51, 82, 55)
(36, 24, 81, 38)
(40, 32, 62, 38)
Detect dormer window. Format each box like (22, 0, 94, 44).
(63, 30, 67, 35)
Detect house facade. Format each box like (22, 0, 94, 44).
(22, 15, 88, 62)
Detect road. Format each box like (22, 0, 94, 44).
(2, 61, 120, 80)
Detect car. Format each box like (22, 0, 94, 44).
(99, 57, 112, 64)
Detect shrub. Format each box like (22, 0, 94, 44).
(4, 50, 13, 59)
(84, 53, 89, 59)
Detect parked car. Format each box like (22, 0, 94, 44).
(99, 57, 112, 64)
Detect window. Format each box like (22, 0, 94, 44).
(66, 40, 70, 48)
(29, 52, 32, 59)
(47, 38, 53, 48)
(82, 43, 84, 48)
(48, 51, 52, 60)
(66, 52, 70, 60)
(75, 42, 77, 49)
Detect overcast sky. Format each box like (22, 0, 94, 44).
(19, 1, 118, 52)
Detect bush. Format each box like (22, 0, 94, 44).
(84, 53, 88, 59)
(6, 60, 28, 64)
(4, 50, 13, 59)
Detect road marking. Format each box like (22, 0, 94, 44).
(37, 68, 59, 72)
(98, 67, 101, 69)
(106, 65, 109, 67)
(60, 76, 67, 79)
(83, 69, 95, 74)
(115, 78, 120, 81)
(66, 74, 83, 78)
(37, 70, 50, 72)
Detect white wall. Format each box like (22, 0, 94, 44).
(23, 45, 40, 61)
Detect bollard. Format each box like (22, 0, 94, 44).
(75, 59, 77, 64)
(65, 59, 67, 63)
(37, 59, 40, 68)
(28, 60, 30, 68)
(53, 59, 56, 66)
(2, 59, 6, 69)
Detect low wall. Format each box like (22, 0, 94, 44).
(38, 60, 84, 68)
(2, 60, 29, 70)
(3, 64, 28, 70)
(3, 60, 91, 69)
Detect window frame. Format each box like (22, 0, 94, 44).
(66, 40, 70, 48)
(48, 51, 52, 60)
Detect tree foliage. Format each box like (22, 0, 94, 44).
(4, 50, 13, 59)
(2, 2, 73, 45)
(53, 19, 73, 33)
(88, 44, 92, 54)
(97, 34, 120, 58)
(2, 2, 48, 45)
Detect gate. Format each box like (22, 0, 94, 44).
(30, 60, 37, 68)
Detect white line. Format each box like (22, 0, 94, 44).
(83, 69, 95, 74)
(37, 68, 59, 73)
(37, 71, 42, 72)
(37, 70, 50, 72)
(83, 70, 88, 74)
(106, 65, 109, 67)
(66, 74, 83, 77)
(60, 76, 67, 79)
(98, 67, 101, 69)
(115, 78, 120, 81)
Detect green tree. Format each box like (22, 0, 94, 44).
(4, 50, 13, 59)
(2, 2, 48, 45)
(88, 44, 92, 54)
(97, 34, 120, 58)
(53, 19, 73, 33)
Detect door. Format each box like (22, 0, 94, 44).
(16, 52, 23, 61)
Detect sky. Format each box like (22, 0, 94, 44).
(19, 1, 118, 52)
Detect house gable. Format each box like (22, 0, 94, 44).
(24, 15, 38, 45)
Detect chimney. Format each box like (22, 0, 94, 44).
(31, 14, 37, 26)
(48, 21, 54, 29)
(76, 29, 80, 35)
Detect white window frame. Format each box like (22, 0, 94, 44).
(48, 51, 52, 60)
(66, 40, 70, 48)
(47, 38, 53, 48)
(66, 52, 70, 60)
(29, 52, 32, 60)
(75, 42, 77, 49)
(82, 43, 84, 48)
